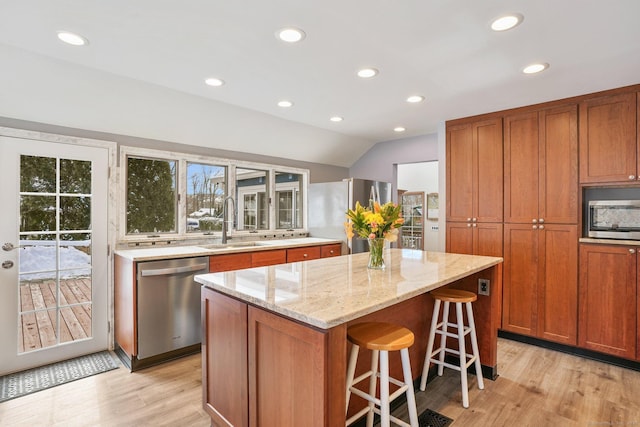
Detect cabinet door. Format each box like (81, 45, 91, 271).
(579, 92, 637, 183)
(537, 225, 578, 345)
(475, 222, 503, 257)
(539, 105, 578, 224)
(447, 119, 503, 223)
(578, 244, 637, 359)
(210, 252, 252, 272)
(320, 243, 342, 258)
(475, 118, 504, 222)
(504, 112, 539, 224)
(248, 307, 331, 427)
(202, 287, 248, 427)
(286, 246, 321, 263)
(251, 249, 287, 267)
(446, 222, 473, 255)
(447, 124, 474, 222)
(502, 224, 538, 336)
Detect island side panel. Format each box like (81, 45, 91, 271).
(248, 306, 346, 427)
(202, 287, 248, 427)
(114, 254, 135, 357)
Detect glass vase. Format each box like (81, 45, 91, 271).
(367, 238, 386, 269)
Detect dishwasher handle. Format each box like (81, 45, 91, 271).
(139, 263, 209, 278)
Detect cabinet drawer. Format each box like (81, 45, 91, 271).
(210, 253, 252, 273)
(287, 246, 321, 262)
(252, 249, 287, 267)
(320, 244, 342, 258)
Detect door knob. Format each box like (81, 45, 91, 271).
(2, 242, 22, 251)
(2, 260, 14, 269)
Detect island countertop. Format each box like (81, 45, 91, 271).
(194, 248, 503, 330)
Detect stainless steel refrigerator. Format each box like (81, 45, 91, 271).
(308, 178, 392, 253)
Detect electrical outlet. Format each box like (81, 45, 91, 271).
(478, 278, 490, 296)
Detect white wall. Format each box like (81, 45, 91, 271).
(397, 161, 439, 251)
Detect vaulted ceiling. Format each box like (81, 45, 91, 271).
(1, 1, 639, 166)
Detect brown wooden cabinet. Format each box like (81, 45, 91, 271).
(251, 249, 287, 267)
(579, 92, 638, 184)
(502, 224, 578, 345)
(286, 246, 321, 262)
(446, 117, 503, 257)
(446, 118, 503, 223)
(446, 222, 503, 257)
(209, 252, 252, 272)
(201, 287, 248, 427)
(320, 243, 342, 258)
(201, 287, 345, 427)
(504, 105, 578, 224)
(578, 244, 637, 359)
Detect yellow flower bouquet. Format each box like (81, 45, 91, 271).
(345, 201, 404, 241)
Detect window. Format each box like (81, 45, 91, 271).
(186, 162, 226, 234)
(119, 147, 309, 241)
(126, 156, 177, 234)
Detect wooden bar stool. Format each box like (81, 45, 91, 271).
(345, 322, 419, 427)
(419, 288, 484, 408)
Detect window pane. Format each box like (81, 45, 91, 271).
(60, 159, 92, 194)
(275, 172, 303, 229)
(20, 155, 56, 193)
(186, 162, 226, 233)
(126, 157, 177, 234)
(20, 195, 57, 232)
(61, 196, 91, 230)
(237, 168, 268, 231)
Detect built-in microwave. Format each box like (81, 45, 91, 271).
(588, 200, 640, 240)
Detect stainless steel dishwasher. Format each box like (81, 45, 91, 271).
(136, 256, 209, 360)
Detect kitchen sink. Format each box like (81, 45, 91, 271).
(198, 241, 267, 249)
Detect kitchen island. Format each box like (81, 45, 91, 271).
(195, 248, 503, 427)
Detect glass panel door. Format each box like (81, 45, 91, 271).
(0, 136, 109, 375)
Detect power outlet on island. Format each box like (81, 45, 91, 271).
(478, 278, 490, 296)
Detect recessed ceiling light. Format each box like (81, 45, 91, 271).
(330, 116, 343, 122)
(204, 77, 224, 87)
(276, 27, 306, 43)
(406, 95, 424, 103)
(394, 127, 406, 133)
(357, 68, 378, 79)
(491, 14, 524, 31)
(56, 31, 88, 46)
(522, 63, 549, 74)
(278, 100, 294, 108)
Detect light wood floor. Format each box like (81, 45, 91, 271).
(1, 338, 639, 426)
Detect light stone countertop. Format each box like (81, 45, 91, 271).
(114, 237, 342, 261)
(579, 237, 640, 246)
(195, 249, 503, 330)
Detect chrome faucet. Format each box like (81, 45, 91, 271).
(222, 196, 236, 244)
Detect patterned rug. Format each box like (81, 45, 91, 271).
(0, 351, 119, 403)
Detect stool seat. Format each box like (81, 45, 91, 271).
(429, 288, 477, 303)
(345, 322, 418, 427)
(347, 322, 414, 351)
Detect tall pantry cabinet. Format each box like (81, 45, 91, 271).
(446, 118, 503, 258)
(501, 105, 579, 345)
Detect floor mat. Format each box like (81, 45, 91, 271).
(418, 408, 454, 427)
(0, 351, 119, 403)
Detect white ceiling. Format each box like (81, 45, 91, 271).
(1, 1, 640, 167)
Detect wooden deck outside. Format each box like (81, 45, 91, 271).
(18, 277, 92, 353)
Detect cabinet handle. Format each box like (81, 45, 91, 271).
(532, 225, 538, 229)
(629, 249, 636, 254)
(466, 218, 472, 222)
(472, 218, 477, 222)
(303, 253, 308, 258)
(629, 175, 636, 180)
(539, 225, 545, 230)
(538, 218, 544, 223)
(532, 219, 537, 224)
(472, 224, 477, 228)
(467, 223, 472, 228)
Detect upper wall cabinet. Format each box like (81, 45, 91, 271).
(446, 118, 503, 223)
(579, 92, 638, 184)
(504, 104, 578, 224)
